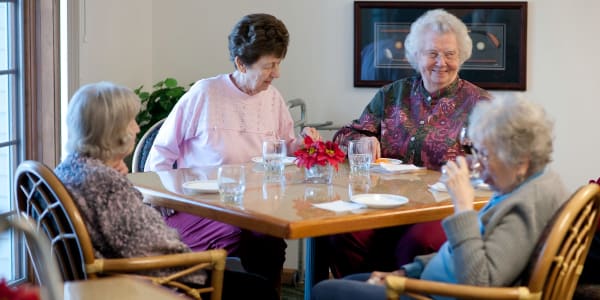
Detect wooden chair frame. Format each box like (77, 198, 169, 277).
(15, 160, 226, 300)
(385, 183, 600, 300)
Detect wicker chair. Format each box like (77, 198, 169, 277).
(385, 183, 600, 300)
(14, 160, 226, 300)
(0, 214, 63, 300)
(131, 118, 165, 172)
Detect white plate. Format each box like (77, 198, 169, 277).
(371, 158, 403, 166)
(351, 194, 409, 208)
(182, 180, 219, 193)
(251, 156, 296, 165)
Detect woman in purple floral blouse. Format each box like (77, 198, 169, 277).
(55, 82, 277, 300)
(323, 9, 492, 280)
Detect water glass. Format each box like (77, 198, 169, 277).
(217, 165, 246, 204)
(348, 139, 373, 174)
(439, 155, 483, 186)
(348, 173, 372, 198)
(262, 139, 287, 182)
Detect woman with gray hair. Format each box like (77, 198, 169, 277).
(56, 82, 278, 300)
(312, 95, 568, 299)
(325, 9, 491, 281)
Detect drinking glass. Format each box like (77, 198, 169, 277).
(262, 139, 287, 182)
(459, 127, 483, 185)
(217, 165, 246, 204)
(440, 127, 483, 186)
(348, 139, 373, 174)
(348, 173, 372, 199)
(459, 127, 473, 155)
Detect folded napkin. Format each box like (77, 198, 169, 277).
(374, 163, 424, 173)
(428, 182, 448, 192)
(428, 181, 492, 192)
(313, 200, 366, 212)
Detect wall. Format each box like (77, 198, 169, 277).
(77, 0, 600, 269)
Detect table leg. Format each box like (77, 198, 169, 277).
(304, 237, 314, 300)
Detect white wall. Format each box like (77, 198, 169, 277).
(77, 0, 600, 268)
(78, 0, 153, 91)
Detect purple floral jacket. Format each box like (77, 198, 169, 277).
(334, 76, 491, 170)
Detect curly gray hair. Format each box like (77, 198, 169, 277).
(404, 9, 472, 71)
(66, 82, 140, 161)
(468, 95, 554, 174)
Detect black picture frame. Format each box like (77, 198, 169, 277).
(354, 1, 527, 90)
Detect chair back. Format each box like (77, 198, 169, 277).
(14, 160, 97, 281)
(132, 118, 165, 172)
(0, 214, 64, 300)
(523, 183, 600, 300)
(287, 98, 306, 134)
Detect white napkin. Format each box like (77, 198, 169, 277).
(313, 200, 366, 212)
(374, 164, 424, 173)
(428, 181, 492, 192)
(428, 182, 448, 192)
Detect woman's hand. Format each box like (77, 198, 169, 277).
(366, 269, 406, 286)
(301, 127, 321, 141)
(442, 156, 475, 213)
(359, 136, 381, 160)
(291, 127, 321, 152)
(109, 160, 129, 175)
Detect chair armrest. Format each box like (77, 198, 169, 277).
(86, 249, 227, 274)
(385, 276, 540, 300)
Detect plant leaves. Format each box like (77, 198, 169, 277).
(164, 78, 178, 88)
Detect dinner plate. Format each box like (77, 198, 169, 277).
(350, 194, 409, 208)
(251, 156, 296, 165)
(182, 180, 219, 193)
(371, 158, 403, 166)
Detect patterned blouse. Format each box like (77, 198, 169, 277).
(55, 153, 206, 284)
(334, 76, 491, 170)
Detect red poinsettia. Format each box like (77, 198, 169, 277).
(293, 136, 346, 170)
(0, 279, 40, 300)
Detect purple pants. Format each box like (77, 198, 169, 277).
(323, 220, 446, 278)
(165, 212, 286, 289)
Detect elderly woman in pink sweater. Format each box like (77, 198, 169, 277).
(145, 13, 320, 292)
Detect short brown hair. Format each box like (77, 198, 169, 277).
(228, 13, 289, 67)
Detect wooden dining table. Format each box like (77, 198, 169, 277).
(127, 162, 492, 300)
(63, 277, 183, 299)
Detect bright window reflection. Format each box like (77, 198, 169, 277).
(0, 0, 24, 282)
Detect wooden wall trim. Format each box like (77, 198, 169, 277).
(23, 0, 61, 166)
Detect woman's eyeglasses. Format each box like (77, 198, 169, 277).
(472, 146, 489, 163)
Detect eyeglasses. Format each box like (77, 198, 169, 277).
(472, 146, 489, 163)
(421, 50, 458, 62)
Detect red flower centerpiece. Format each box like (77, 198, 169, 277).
(294, 136, 345, 184)
(0, 279, 40, 300)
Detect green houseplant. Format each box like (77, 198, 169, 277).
(134, 77, 189, 141)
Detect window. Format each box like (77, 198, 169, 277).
(0, 0, 61, 284)
(0, 0, 25, 283)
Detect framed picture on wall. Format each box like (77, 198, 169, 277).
(354, 1, 527, 90)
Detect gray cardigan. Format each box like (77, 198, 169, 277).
(410, 169, 568, 287)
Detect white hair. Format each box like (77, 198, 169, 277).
(404, 9, 472, 71)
